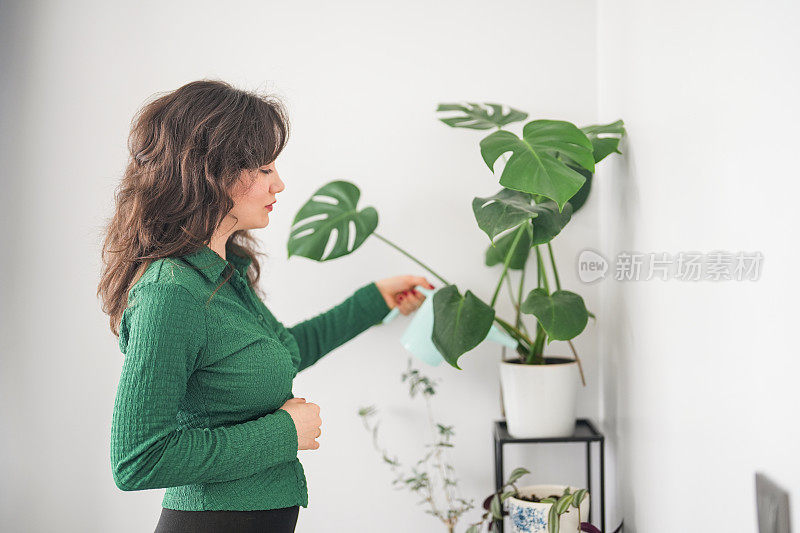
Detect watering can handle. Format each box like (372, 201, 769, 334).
(381, 285, 436, 325)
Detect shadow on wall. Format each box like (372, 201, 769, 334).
(599, 133, 638, 532)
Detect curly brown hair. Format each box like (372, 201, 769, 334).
(97, 79, 291, 336)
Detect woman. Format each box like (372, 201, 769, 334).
(97, 79, 433, 532)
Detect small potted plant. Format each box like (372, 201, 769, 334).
(471, 467, 591, 533)
(287, 102, 626, 438)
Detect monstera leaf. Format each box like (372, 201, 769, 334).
(476, 192, 574, 269)
(581, 119, 626, 164)
(520, 288, 588, 343)
(528, 200, 573, 246)
(483, 199, 574, 267)
(557, 120, 626, 214)
(479, 120, 595, 211)
(431, 285, 495, 370)
(436, 102, 528, 130)
(472, 188, 537, 244)
(561, 165, 592, 214)
(287, 180, 377, 261)
(485, 224, 532, 270)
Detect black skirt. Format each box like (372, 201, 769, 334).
(154, 505, 299, 533)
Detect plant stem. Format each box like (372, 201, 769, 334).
(546, 242, 562, 291)
(504, 273, 517, 310)
(424, 395, 456, 515)
(535, 246, 551, 294)
(373, 232, 451, 286)
(504, 272, 531, 339)
(422, 472, 442, 522)
(490, 225, 525, 308)
(525, 322, 546, 365)
(567, 339, 587, 387)
(493, 316, 534, 348)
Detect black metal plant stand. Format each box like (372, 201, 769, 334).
(493, 419, 606, 533)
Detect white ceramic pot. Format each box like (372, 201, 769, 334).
(499, 357, 579, 438)
(505, 484, 590, 533)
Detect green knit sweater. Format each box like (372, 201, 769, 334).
(110, 242, 391, 511)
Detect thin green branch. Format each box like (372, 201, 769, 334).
(490, 225, 525, 307)
(503, 271, 531, 339)
(373, 232, 451, 286)
(493, 316, 533, 349)
(546, 241, 562, 291)
(535, 246, 551, 294)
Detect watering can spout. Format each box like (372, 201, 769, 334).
(382, 286, 517, 366)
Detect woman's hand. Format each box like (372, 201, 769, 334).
(375, 275, 435, 316)
(279, 397, 322, 450)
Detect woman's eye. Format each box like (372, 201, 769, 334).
(260, 169, 272, 174)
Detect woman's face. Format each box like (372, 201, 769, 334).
(229, 160, 285, 230)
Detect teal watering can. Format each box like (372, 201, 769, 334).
(381, 286, 518, 366)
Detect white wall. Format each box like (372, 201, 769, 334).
(9, 1, 795, 531)
(597, 1, 800, 531)
(0, 1, 600, 532)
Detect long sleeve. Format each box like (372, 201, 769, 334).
(110, 282, 298, 492)
(262, 281, 392, 373)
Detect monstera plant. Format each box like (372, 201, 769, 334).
(286, 102, 625, 375)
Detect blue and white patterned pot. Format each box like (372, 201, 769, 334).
(504, 484, 590, 533)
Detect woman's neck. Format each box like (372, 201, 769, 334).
(208, 214, 239, 261)
(207, 233, 232, 261)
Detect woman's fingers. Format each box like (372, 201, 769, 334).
(403, 289, 425, 305)
(420, 277, 435, 290)
(397, 288, 425, 315)
(406, 288, 425, 303)
(281, 398, 323, 450)
(376, 276, 436, 309)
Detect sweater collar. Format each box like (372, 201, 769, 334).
(180, 241, 252, 282)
